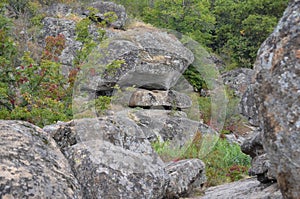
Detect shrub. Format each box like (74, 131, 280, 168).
(151, 135, 251, 186)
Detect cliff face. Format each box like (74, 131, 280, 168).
(241, 0, 300, 198)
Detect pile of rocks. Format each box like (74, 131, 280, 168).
(0, 1, 215, 198)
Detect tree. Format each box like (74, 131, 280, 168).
(211, 0, 288, 69)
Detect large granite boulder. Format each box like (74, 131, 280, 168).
(165, 159, 206, 198)
(0, 120, 81, 198)
(66, 140, 169, 199)
(44, 115, 209, 198)
(44, 117, 170, 198)
(241, 0, 300, 198)
(81, 27, 194, 92)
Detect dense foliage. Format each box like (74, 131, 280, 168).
(0, 1, 111, 126)
(114, 0, 288, 69)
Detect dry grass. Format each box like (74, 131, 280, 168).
(126, 20, 157, 31)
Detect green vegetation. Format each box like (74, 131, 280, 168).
(0, 1, 116, 126)
(113, 0, 288, 70)
(151, 135, 251, 186)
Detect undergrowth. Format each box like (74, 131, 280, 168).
(151, 135, 251, 187)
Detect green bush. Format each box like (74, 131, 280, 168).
(151, 136, 251, 186)
(203, 138, 251, 186)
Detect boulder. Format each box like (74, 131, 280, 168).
(241, 0, 300, 198)
(0, 120, 81, 198)
(44, 116, 157, 157)
(116, 109, 218, 146)
(242, 130, 276, 183)
(82, 28, 194, 92)
(44, 117, 170, 198)
(164, 159, 206, 198)
(200, 178, 282, 199)
(66, 140, 169, 199)
(129, 89, 192, 110)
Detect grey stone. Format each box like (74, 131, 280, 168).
(164, 159, 206, 198)
(0, 120, 81, 198)
(117, 109, 218, 147)
(66, 140, 169, 199)
(44, 116, 156, 156)
(224, 133, 245, 145)
(241, 0, 300, 198)
(82, 28, 194, 92)
(240, 85, 260, 127)
(129, 89, 192, 109)
(241, 130, 264, 159)
(200, 178, 282, 199)
(222, 68, 255, 98)
(249, 154, 276, 184)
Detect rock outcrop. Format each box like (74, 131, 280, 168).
(82, 27, 194, 93)
(0, 120, 81, 198)
(40, 1, 127, 76)
(240, 0, 300, 198)
(43, 115, 208, 198)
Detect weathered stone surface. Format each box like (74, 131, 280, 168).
(44, 1, 127, 30)
(83, 28, 194, 92)
(240, 85, 260, 127)
(41, 17, 82, 67)
(245, 0, 300, 198)
(0, 120, 81, 198)
(44, 117, 170, 198)
(85, 1, 127, 29)
(222, 68, 254, 98)
(241, 130, 264, 159)
(200, 178, 282, 199)
(44, 116, 156, 156)
(129, 89, 192, 109)
(164, 159, 206, 199)
(66, 140, 169, 199)
(117, 109, 217, 146)
(241, 129, 277, 183)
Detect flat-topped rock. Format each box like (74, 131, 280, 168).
(82, 28, 194, 92)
